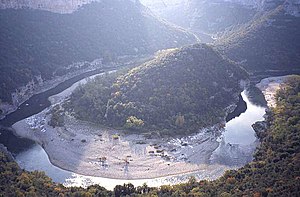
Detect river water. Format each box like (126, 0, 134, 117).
(0, 69, 112, 154)
(223, 91, 265, 145)
(0, 68, 267, 190)
(9, 90, 265, 190)
(209, 91, 265, 166)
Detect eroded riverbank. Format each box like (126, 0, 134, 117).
(256, 75, 297, 108)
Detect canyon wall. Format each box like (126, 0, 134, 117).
(0, 0, 96, 13)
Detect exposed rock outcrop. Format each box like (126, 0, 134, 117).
(0, 0, 97, 13)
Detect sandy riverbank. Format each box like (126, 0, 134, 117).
(256, 75, 297, 107)
(12, 72, 230, 180)
(13, 113, 227, 179)
(13, 73, 298, 180)
(13, 74, 295, 180)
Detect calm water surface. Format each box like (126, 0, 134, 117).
(14, 91, 266, 190)
(223, 91, 265, 145)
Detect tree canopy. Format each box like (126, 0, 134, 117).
(66, 44, 248, 134)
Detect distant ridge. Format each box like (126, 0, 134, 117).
(0, 0, 197, 115)
(0, 0, 97, 13)
(215, 4, 300, 73)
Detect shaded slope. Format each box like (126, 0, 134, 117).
(215, 5, 300, 73)
(141, 0, 257, 36)
(0, 0, 197, 103)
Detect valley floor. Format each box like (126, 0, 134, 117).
(13, 113, 229, 180)
(12, 72, 230, 180)
(11, 75, 292, 181)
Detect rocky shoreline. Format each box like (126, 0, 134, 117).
(256, 75, 295, 108)
(0, 59, 104, 120)
(0, 55, 151, 120)
(252, 75, 296, 141)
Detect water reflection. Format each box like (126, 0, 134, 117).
(16, 145, 71, 183)
(210, 91, 266, 166)
(15, 90, 266, 190)
(224, 91, 265, 145)
(15, 144, 201, 190)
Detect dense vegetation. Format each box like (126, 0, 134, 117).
(66, 44, 247, 134)
(0, 150, 113, 196)
(1, 75, 299, 196)
(0, 0, 197, 103)
(216, 5, 300, 73)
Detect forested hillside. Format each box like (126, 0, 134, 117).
(181, 0, 257, 35)
(0, 148, 113, 196)
(140, 0, 257, 35)
(216, 5, 300, 73)
(66, 44, 247, 134)
(144, 75, 300, 196)
(0, 0, 197, 103)
(1, 76, 299, 196)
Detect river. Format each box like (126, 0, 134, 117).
(0, 68, 111, 153)
(4, 92, 265, 190)
(210, 91, 265, 166)
(0, 69, 267, 190)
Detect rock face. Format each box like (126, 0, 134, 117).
(252, 120, 267, 139)
(0, 0, 97, 13)
(0, 0, 145, 13)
